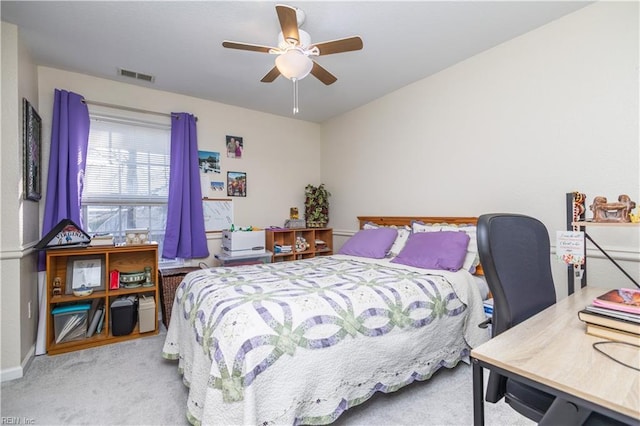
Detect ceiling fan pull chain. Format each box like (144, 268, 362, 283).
(292, 77, 300, 114)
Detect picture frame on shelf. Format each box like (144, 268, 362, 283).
(66, 255, 106, 294)
(125, 229, 149, 245)
(23, 98, 42, 201)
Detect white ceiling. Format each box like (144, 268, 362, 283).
(1, 1, 591, 123)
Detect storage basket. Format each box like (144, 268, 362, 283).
(159, 267, 200, 329)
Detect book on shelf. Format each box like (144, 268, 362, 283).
(591, 288, 640, 315)
(86, 301, 104, 338)
(584, 323, 640, 345)
(578, 309, 640, 335)
(483, 298, 494, 317)
(95, 307, 106, 334)
(89, 234, 114, 246)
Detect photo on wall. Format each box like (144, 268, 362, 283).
(210, 181, 225, 192)
(227, 171, 246, 197)
(198, 150, 220, 173)
(226, 135, 243, 159)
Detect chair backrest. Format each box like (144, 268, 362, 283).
(477, 213, 557, 337)
(478, 213, 558, 404)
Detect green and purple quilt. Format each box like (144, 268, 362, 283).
(162, 255, 488, 425)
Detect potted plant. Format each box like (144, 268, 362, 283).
(304, 184, 331, 228)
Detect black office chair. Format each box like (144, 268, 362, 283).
(477, 213, 627, 425)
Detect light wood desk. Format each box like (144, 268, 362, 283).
(471, 287, 640, 425)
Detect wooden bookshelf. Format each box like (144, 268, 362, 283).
(265, 228, 333, 263)
(45, 244, 159, 355)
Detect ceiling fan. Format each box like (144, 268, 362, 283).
(222, 4, 363, 87)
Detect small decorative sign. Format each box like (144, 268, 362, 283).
(35, 219, 91, 250)
(556, 231, 585, 265)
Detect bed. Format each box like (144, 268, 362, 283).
(162, 216, 490, 425)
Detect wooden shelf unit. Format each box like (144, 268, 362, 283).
(266, 228, 333, 263)
(567, 192, 640, 293)
(45, 244, 159, 355)
(572, 221, 640, 227)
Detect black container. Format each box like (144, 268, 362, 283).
(110, 295, 138, 336)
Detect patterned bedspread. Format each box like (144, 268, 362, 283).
(162, 255, 489, 425)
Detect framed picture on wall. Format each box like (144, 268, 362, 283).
(226, 135, 243, 159)
(227, 171, 246, 197)
(198, 150, 220, 174)
(23, 98, 42, 201)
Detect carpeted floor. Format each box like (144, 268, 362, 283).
(1, 328, 534, 425)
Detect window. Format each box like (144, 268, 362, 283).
(81, 114, 171, 257)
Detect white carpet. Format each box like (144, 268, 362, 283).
(1, 329, 534, 426)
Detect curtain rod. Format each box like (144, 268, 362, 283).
(81, 99, 197, 121)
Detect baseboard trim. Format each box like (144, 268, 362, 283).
(1, 344, 35, 382)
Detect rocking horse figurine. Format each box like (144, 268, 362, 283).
(590, 194, 636, 223)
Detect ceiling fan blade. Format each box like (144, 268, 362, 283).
(261, 67, 281, 83)
(312, 36, 364, 56)
(311, 61, 337, 86)
(276, 4, 300, 45)
(222, 40, 274, 54)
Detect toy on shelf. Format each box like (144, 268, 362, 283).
(589, 194, 636, 223)
(295, 236, 310, 252)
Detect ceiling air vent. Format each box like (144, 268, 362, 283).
(118, 68, 155, 83)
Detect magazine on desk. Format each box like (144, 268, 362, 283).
(591, 288, 640, 315)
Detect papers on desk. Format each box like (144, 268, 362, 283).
(579, 288, 640, 344)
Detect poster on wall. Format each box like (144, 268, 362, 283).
(211, 181, 225, 192)
(227, 171, 246, 197)
(198, 150, 220, 173)
(202, 198, 234, 232)
(226, 135, 243, 159)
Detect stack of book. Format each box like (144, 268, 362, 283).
(315, 239, 328, 251)
(578, 288, 640, 345)
(274, 244, 292, 254)
(483, 298, 494, 318)
(89, 233, 114, 246)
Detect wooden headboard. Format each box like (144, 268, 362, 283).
(357, 216, 478, 229)
(357, 216, 483, 275)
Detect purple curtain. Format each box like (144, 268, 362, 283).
(162, 113, 209, 259)
(38, 90, 90, 270)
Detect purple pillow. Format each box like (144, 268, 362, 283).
(338, 228, 398, 259)
(390, 231, 470, 271)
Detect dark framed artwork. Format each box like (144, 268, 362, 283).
(227, 171, 247, 197)
(23, 98, 42, 201)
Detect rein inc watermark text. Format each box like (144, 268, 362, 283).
(1, 418, 35, 425)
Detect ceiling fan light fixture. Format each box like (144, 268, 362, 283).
(275, 50, 313, 80)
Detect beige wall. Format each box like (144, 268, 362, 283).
(36, 67, 323, 265)
(322, 2, 639, 298)
(2, 1, 639, 378)
(1, 21, 40, 380)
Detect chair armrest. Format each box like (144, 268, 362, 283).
(478, 317, 492, 329)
